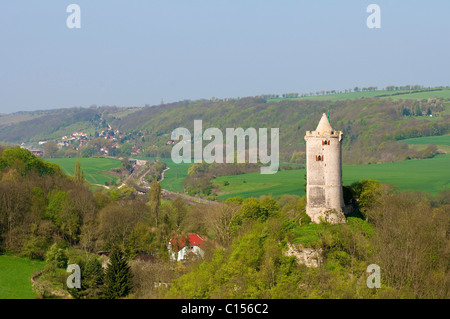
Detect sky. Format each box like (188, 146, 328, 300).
(0, 0, 449, 113)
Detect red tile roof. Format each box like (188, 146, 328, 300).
(170, 234, 203, 252)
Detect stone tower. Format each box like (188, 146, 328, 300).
(304, 113, 346, 224)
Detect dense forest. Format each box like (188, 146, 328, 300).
(0, 147, 448, 299)
(1, 97, 449, 165)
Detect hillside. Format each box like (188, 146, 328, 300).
(0, 125, 448, 300)
(0, 87, 449, 165)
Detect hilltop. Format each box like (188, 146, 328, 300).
(0, 86, 449, 165)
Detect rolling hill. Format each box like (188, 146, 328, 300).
(0, 87, 449, 166)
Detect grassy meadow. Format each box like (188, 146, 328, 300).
(134, 157, 190, 193)
(0, 255, 45, 299)
(46, 157, 122, 186)
(402, 135, 450, 146)
(268, 88, 450, 103)
(402, 135, 450, 153)
(213, 154, 450, 200)
(45, 151, 449, 201)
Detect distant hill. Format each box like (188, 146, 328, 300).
(0, 106, 138, 143)
(0, 87, 449, 165)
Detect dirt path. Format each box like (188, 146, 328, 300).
(161, 189, 220, 206)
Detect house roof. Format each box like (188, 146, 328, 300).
(315, 113, 333, 133)
(170, 234, 204, 252)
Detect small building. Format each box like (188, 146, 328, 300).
(168, 234, 205, 262)
(30, 150, 43, 157)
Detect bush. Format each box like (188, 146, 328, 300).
(21, 237, 48, 260)
(45, 243, 68, 269)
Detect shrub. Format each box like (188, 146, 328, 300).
(45, 243, 68, 268)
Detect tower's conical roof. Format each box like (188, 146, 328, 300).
(315, 113, 333, 133)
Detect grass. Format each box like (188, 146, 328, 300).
(0, 255, 45, 299)
(215, 169, 306, 200)
(386, 89, 450, 101)
(45, 152, 449, 201)
(46, 157, 122, 186)
(134, 157, 191, 193)
(401, 135, 450, 154)
(48, 156, 189, 191)
(213, 154, 450, 200)
(401, 135, 450, 146)
(268, 88, 450, 103)
(291, 224, 322, 247)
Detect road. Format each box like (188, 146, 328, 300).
(92, 159, 219, 205)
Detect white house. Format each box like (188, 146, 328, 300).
(168, 234, 205, 262)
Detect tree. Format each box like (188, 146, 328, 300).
(43, 142, 59, 158)
(351, 180, 382, 220)
(46, 191, 80, 244)
(74, 160, 85, 184)
(68, 256, 104, 299)
(209, 202, 240, 247)
(103, 246, 133, 299)
(415, 105, 422, 116)
(149, 178, 162, 227)
(45, 243, 68, 269)
(120, 143, 132, 156)
(124, 222, 153, 259)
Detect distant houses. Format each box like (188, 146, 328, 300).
(168, 234, 205, 262)
(131, 147, 141, 155)
(166, 139, 179, 145)
(18, 126, 142, 158)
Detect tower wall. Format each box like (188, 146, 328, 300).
(304, 129, 345, 224)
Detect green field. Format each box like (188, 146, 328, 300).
(213, 154, 450, 200)
(402, 135, 450, 146)
(46, 157, 122, 185)
(268, 88, 450, 103)
(45, 154, 449, 201)
(134, 157, 190, 193)
(0, 255, 45, 299)
(401, 135, 450, 153)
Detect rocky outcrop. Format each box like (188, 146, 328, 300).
(284, 243, 323, 268)
(308, 208, 346, 224)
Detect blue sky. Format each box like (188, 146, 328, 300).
(0, 0, 449, 113)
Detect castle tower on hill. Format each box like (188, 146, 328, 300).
(304, 113, 346, 224)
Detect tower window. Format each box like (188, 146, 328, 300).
(328, 140, 330, 145)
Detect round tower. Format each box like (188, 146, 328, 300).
(304, 113, 346, 224)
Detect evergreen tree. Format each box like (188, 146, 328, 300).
(68, 257, 105, 299)
(103, 246, 133, 299)
(83, 257, 105, 298)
